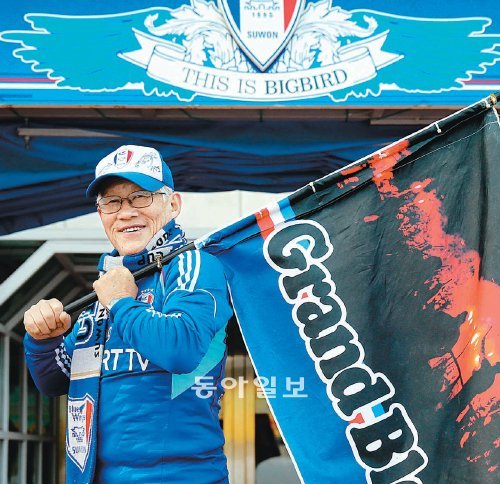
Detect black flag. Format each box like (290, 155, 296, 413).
(197, 98, 500, 482)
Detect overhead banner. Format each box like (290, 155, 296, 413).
(197, 99, 500, 482)
(0, 0, 499, 106)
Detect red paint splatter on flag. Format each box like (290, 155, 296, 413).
(366, 141, 499, 470)
(363, 215, 380, 223)
(341, 164, 365, 176)
(466, 436, 499, 470)
(456, 378, 499, 449)
(336, 176, 360, 189)
(369, 140, 411, 198)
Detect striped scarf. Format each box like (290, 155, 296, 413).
(65, 220, 187, 483)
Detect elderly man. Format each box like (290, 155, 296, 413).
(23, 146, 232, 483)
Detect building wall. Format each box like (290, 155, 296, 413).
(1, 190, 288, 242)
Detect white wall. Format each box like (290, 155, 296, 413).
(0, 191, 289, 243)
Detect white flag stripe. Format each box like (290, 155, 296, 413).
(268, 201, 286, 226)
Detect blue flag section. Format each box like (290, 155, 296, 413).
(0, 0, 499, 106)
(197, 99, 500, 482)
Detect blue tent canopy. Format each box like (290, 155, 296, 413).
(0, 118, 413, 234)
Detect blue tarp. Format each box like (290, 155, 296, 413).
(0, 119, 413, 234)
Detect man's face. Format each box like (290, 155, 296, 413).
(98, 180, 181, 256)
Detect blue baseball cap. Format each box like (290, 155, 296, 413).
(86, 145, 174, 197)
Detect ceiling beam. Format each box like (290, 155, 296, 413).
(72, 264, 99, 273)
(61, 286, 84, 306)
(0, 240, 110, 307)
(6, 270, 69, 330)
(54, 253, 94, 292)
(17, 127, 120, 138)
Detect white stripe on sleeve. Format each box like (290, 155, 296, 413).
(177, 253, 186, 289)
(188, 250, 201, 291)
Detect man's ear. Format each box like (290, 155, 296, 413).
(170, 192, 182, 218)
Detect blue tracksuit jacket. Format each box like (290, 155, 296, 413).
(25, 248, 233, 483)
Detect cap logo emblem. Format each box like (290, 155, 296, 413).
(114, 149, 134, 168)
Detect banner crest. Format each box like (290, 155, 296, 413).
(218, 0, 305, 71)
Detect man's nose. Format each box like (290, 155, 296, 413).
(116, 199, 139, 217)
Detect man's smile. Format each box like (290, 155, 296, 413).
(119, 225, 145, 233)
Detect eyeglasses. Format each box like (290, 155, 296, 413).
(96, 190, 170, 214)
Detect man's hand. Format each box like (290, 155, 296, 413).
(93, 266, 138, 308)
(24, 298, 71, 340)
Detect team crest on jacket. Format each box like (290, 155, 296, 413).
(66, 394, 95, 472)
(138, 290, 155, 305)
(218, 0, 304, 71)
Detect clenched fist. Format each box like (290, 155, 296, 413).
(93, 266, 138, 308)
(24, 298, 71, 340)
